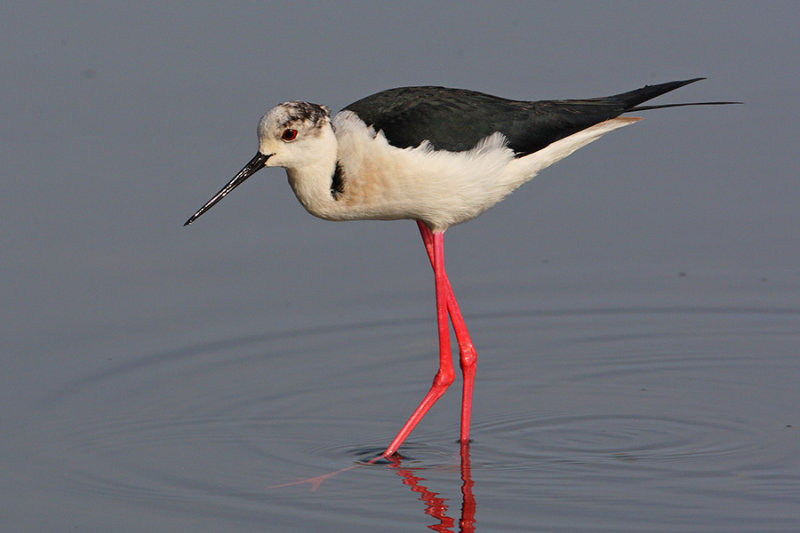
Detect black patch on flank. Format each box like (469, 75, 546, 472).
(331, 162, 345, 199)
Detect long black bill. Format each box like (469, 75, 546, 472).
(184, 152, 270, 226)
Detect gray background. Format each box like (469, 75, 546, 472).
(2, 2, 798, 531)
(3, 2, 796, 345)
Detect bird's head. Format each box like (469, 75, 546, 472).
(257, 101, 333, 169)
(184, 101, 335, 226)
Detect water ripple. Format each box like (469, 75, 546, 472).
(26, 303, 800, 530)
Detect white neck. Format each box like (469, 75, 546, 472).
(284, 127, 340, 219)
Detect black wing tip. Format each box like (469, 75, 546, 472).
(616, 77, 740, 111)
(629, 77, 742, 111)
(659, 77, 705, 87)
(629, 100, 743, 112)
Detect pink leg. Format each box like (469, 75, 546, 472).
(415, 221, 477, 445)
(381, 224, 477, 457)
(382, 229, 454, 457)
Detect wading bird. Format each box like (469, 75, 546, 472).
(185, 78, 734, 457)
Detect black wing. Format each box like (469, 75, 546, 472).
(344, 78, 711, 156)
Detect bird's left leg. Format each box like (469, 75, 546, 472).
(416, 221, 477, 444)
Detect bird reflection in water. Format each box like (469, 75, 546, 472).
(386, 442, 476, 533)
(273, 442, 476, 532)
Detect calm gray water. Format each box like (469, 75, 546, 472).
(3, 3, 799, 532)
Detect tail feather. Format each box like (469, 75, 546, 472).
(610, 78, 705, 109)
(630, 101, 743, 112)
(608, 77, 741, 111)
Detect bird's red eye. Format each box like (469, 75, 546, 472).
(281, 129, 297, 141)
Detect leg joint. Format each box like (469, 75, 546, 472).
(432, 370, 455, 389)
(459, 343, 477, 369)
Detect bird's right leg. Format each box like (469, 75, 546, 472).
(416, 221, 477, 444)
(382, 229, 454, 457)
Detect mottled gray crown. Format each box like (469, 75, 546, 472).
(281, 101, 329, 128)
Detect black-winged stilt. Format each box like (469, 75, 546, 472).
(185, 78, 735, 457)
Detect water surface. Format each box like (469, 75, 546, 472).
(7, 270, 799, 531)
